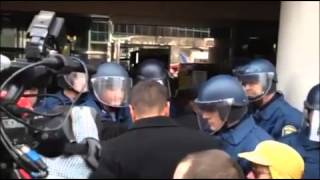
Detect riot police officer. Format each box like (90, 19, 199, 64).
(194, 75, 271, 173)
(280, 84, 320, 179)
(133, 59, 178, 116)
(81, 63, 132, 140)
(36, 71, 89, 112)
(233, 59, 303, 139)
(133, 59, 171, 93)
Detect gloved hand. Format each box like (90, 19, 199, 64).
(81, 137, 102, 170)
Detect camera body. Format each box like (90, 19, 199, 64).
(0, 10, 72, 178)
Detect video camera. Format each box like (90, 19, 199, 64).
(0, 11, 95, 179)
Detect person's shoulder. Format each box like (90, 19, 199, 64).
(101, 127, 135, 144)
(79, 94, 97, 107)
(250, 122, 273, 142)
(100, 122, 129, 141)
(177, 126, 222, 146)
(275, 94, 303, 119)
(100, 136, 124, 153)
(270, 96, 303, 130)
(39, 95, 61, 104)
(35, 94, 61, 110)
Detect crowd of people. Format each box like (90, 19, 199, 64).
(21, 57, 319, 179)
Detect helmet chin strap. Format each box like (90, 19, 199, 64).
(248, 82, 273, 103)
(209, 117, 229, 135)
(211, 124, 225, 135)
(103, 105, 117, 112)
(248, 93, 264, 102)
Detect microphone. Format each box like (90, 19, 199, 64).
(0, 54, 11, 72)
(1, 54, 96, 74)
(41, 55, 96, 74)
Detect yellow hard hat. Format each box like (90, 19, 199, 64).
(238, 140, 304, 179)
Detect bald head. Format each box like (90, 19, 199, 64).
(173, 149, 244, 179)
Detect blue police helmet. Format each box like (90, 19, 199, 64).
(236, 58, 277, 82)
(134, 59, 173, 97)
(305, 84, 320, 110)
(135, 59, 167, 82)
(93, 62, 129, 78)
(196, 75, 249, 107)
(91, 63, 132, 107)
(195, 75, 249, 131)
(232, 59, 277, 102)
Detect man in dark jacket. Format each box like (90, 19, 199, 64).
(90, 81, 222, 179)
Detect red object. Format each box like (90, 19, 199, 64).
(170, 63, 180, 77)
(16, 97, 34, 118)
(1, 90, 33, 118)
(0, 90, 33, 110)
(0, 90, 8, 99)
(16, 97, 33, 110)
(18, 168, 32, 179)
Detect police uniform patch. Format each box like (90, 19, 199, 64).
(282, 125, 297, 136)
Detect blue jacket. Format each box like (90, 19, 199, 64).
(250, 92, 303, 140)
(80, 93, 132, 126)
(280, 129, 320, 179)
(35, 90, 89, 112)
(216, 115, 272, 173)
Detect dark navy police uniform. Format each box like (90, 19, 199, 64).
(280, 129, 320, 179)
(215, 114, 272, 173)
(80, 93, 131, 125)
(35, 90, 89, 112)
(250, 92, 304, 140)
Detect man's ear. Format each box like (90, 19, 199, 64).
(129, 105, 136, 122)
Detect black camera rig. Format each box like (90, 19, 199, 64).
(0, 10, 92, 179)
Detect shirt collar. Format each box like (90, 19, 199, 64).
(130, 116, 178, 130)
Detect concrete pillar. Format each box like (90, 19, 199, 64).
(276, 1, 319, 110)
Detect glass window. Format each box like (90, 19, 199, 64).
(0, 28, 17, 48)
(128, 24, 134, 34)
(91, 21, 109, 42)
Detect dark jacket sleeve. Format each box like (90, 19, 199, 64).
(99, 121, 128, 141)
(90, 166, 116, 179)
(89, 142, 119, 179)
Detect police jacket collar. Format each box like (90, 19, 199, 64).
(129, 116, 178, 130)
(57, 90, 73, 104)
(220, 115, 256, 145)
(257, 92, 284, 119)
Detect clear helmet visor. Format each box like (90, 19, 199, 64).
(64, 72, 88, 93)
(194, 98, 233, 134)
(236, 72, 274, 102)
(91, 76, 132, 107)
(304, 109, 320, 142)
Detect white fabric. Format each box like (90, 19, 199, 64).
(43, 106, 99, 179)
(309, 110, 320, 142)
